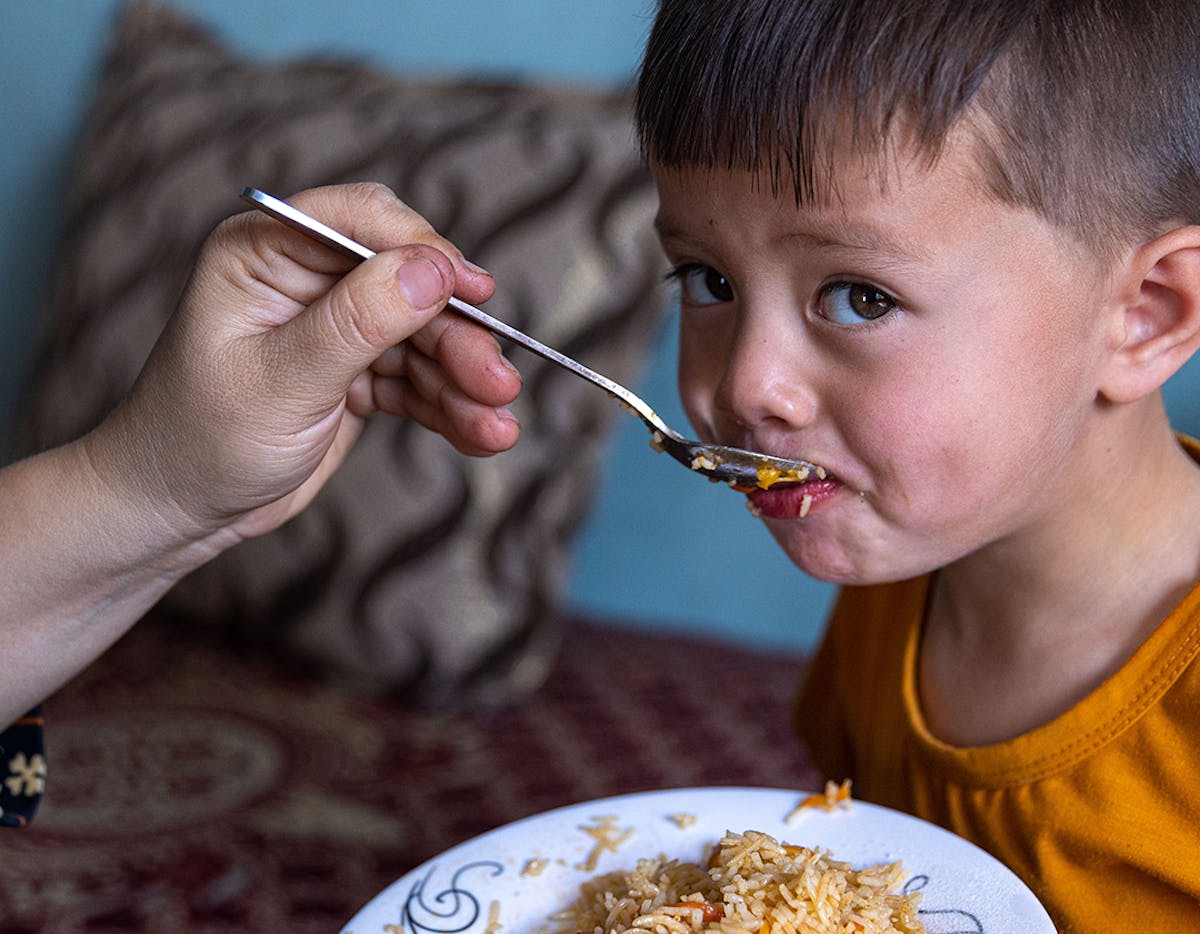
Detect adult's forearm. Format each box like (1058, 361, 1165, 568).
(0, 438, 226, 724)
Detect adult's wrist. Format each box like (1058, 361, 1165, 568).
(73, 416, 239, 581)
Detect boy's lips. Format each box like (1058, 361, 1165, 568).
(747, 478, 841, 519)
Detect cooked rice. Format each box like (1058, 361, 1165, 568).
(577, 816, 636, 871)
(483, 899, 502, 934)
(553, 830, 923, 934)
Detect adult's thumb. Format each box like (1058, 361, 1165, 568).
(280, 245, 453, 396)
(393, 254, 449, 314)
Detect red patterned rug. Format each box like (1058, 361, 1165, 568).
(0, 619, 815, 933)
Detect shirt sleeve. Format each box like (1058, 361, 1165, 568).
(0, 706, 46, 827)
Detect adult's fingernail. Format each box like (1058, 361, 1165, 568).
(459, 252, 492, 277)
(498, 353, 522, 378)
(396, 257, 445, 310)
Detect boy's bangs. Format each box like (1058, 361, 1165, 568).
(637, 1, 1200, 255)
(635, 0, 1025, 205)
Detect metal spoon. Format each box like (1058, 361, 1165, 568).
(239, 187, 826, 491)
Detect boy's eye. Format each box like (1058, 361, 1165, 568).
(669, 263, 734, 306)
(817, 282, 897, 325)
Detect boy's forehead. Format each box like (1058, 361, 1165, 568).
(648, 129, 1110, 279)
(649, 136, 971, 243)
(652, 165, 936, 272)
(650, 118, 984, 215)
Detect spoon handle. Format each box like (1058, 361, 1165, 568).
(240, 188, 676, 439)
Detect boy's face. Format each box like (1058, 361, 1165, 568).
(653, 134, 1118, 584)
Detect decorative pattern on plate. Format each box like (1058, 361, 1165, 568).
(400, 861, 505, 934)
(905, 876, 984, 934)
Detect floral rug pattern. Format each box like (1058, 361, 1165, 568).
(0, 620, 814, 933)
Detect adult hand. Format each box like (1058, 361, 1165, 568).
(0, 183, 525, 722)
(88, 182, 523, 547)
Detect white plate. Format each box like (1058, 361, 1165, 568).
(340, 786, 1054, 934)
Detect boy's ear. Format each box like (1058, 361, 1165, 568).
(1100, 225, 1200, 405)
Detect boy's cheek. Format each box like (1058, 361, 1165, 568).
(676, 346, 724, 439)
(677, 383, 718, 442)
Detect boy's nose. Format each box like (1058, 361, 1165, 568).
(714, 322, 818, 438)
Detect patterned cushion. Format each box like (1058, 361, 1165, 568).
(18, 2, 666, 708)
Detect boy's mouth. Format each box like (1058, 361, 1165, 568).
(746, 477, 840, 519)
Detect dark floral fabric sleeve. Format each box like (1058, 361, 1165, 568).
(0, 707, 45, 827)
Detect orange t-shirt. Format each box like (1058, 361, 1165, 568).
(796, 575, 1200, 932)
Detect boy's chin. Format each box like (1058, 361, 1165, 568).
(765, 523, 937, 586)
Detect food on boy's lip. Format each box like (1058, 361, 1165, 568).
(747, 477, 840, 520)
(553, 827, 923, 934)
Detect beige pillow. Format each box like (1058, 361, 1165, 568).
(20, 1, 666, 707)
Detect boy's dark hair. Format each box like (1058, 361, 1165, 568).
(635, 0, 1200, 255)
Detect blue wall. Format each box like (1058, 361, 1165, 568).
(0, 1, 835, 653)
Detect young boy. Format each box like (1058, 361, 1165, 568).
(6, 5, 1196, 926)
(635, 0, 1200, 929)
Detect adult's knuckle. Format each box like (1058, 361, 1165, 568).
(329, 277, 388, 352)
(356, 185, 451, 254)
(348, 180, 401, 214)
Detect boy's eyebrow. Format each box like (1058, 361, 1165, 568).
(652, 215, 704, 248)
(654, 214, 933, 265)
(782, 226, 933, 264)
